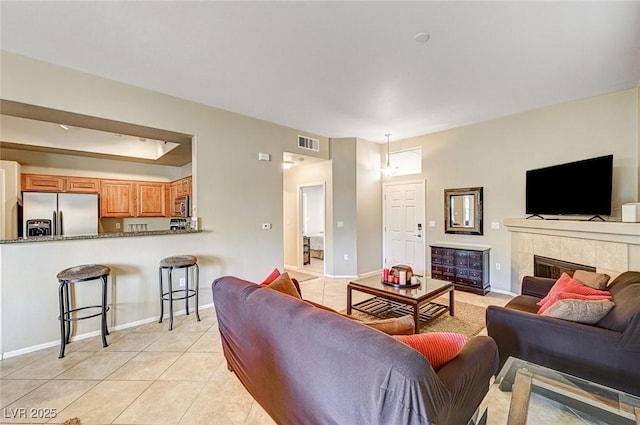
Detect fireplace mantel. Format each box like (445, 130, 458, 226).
(504, 218, 640, 245)
(504, 218, 640, 292)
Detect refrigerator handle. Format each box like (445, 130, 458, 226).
(59, 210, 64, 236)
(52, 210, 57, 235)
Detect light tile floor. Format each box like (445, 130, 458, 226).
(302, 258, 324, 274)
(0, 276, 511, 425)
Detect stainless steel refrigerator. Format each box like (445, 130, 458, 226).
(23, 192, 99, 236)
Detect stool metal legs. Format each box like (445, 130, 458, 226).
(58, 281, 68, 359)
(58, 275, 110, 359)
(100, 274, 110, 343)
(159, 264, 200, 331)
(194, 263, 200, 322)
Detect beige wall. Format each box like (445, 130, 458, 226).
(282, 160, 333, 273)
(331, 138, 358, 276)
(0, 51, 329, 355)
(356, 138, 383, 275)
(388, 88, 639, 293)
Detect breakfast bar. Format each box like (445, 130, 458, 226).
(0, 229, 207, 359)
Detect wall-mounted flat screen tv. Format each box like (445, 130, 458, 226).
(526, 154, 613, 217)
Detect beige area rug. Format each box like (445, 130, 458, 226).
(347, 297, 486, 338)
(285, 269, 319, 283)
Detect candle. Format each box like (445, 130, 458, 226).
(399, 271, 407, 285)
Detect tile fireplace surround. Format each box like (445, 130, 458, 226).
(504, 218, 640, 293)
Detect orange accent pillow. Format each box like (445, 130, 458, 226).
(537, 273, 612, 314)
(264, 272, 302, 300)
(260, 268, 281, 286)
(393, 332, 467, 370)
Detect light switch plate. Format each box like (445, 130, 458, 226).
(337, 221, 344, 228)
(491, 222, 500, 230)
(428, 221, 436, 227)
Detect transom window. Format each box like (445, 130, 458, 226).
(389, 148, 422, 176)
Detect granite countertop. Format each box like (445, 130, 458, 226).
(0, 229, 202, 244)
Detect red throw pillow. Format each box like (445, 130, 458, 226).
(393, 332, 467, 370)
(537, 273, 612, 314)
(260, 268, 281, 287)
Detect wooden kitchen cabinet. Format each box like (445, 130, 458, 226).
(168, 176, 192, 217)
(168, 182, 178, 214)
(66, 177, 100, 193)
(21, 174, 65, 192)
(23, 172, 178, 218)
(137, 182, 167, 217)
(22, 173, 99, 193)
(176, 176, 192, 197)
(100, 180, 137, 218)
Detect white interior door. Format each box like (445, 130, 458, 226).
(383, 181, 425, 274)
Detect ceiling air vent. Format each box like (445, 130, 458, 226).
(298, 135, 320, 152)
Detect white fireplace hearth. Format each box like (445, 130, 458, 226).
(504, 218, 640, 293)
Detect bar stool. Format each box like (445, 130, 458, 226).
(159, 255, 200, 330)
(57, 264, 111, 358)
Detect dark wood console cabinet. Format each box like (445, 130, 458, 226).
(303, 236, 310, 265)
(430, 244, 490, 295)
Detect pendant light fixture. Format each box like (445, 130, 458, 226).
(381, 133, 398, 176)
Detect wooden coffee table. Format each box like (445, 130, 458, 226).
(347, 274, 454, 333)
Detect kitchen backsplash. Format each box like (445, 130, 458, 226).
(100, 218, 171, 233)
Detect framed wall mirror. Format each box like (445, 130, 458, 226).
(444, 187, 483, 235)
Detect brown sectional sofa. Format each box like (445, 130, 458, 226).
(486, 271, 640, 397)
(212, 275, 499, 425)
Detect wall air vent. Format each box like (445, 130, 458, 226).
(298, 135, 320, 152)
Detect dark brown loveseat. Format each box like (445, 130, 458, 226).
(213, 276, 499, 425)
(486, 271, 640, 396)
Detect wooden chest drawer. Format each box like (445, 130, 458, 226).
(432, 252, 455, 266)
(469, 252, 483, 261)
(468, 269, 484, 280)
(441, 256, 455, 266)
(469, 259, 483, 269)
(455, 268, 469, 279)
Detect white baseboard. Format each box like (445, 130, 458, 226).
(324, 274, 359, 279)
(358, 269, 383, 278)
(1, 303, 215, 360)
(488, 288, 517, 296)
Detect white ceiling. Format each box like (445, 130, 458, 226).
(1, 1, 639, 143)
(1, 115, 179, 161)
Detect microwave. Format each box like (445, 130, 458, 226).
(173, 195, 190, 217)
